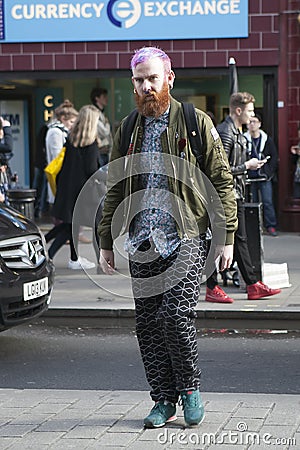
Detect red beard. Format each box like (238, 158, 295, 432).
(134, 82, 170, 118)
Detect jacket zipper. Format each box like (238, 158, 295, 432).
(120, 126, 141, 234)
(166, 127, 188, 241)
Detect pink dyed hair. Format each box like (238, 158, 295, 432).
(130, 47, 171, 73)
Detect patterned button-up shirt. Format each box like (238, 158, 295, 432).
(125, 110, 180, 258)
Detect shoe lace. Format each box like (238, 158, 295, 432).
(215, 286, 227, 297)
(151, 401, 168, 415)
(179, 392, 199, 410)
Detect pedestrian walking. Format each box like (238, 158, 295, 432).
(205, 92, 281, 304)
(45, 105, 100, 269)
(45, 99, 78, 207)
(98, 46, 238, 428)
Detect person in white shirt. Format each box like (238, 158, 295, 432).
(46, 99, 78, 206)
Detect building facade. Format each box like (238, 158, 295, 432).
(0, 0, 299, 230)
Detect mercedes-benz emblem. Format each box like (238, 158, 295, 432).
(21, 240, 37, 266)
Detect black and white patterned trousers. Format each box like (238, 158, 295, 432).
(129, 236, 207, 404)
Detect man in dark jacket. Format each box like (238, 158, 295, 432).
(0, 117, 13, 163)
(0, 117, 13, 203)
(205, 92, 281, 304)
(98, 47, 238, 429)
(244, 113, 278, 236)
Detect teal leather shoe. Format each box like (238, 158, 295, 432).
(144, 400, 177, 428)
(180, 390, 205, 426)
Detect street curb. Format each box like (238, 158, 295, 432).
(43, 308, 300, 330)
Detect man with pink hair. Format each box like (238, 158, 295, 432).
(99, 47, 237, 428)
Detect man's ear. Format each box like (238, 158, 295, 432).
(131, 77, 137, 93)
(236, 107, 242, 117)
(168, 70, 175, 89)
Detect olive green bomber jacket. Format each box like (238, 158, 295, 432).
(98, 97, 237, 250)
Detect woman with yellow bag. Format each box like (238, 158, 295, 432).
(45, 105, 100, 269)
(45, 99, 78, 208)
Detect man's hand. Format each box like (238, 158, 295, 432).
(245, 157, 266, 170)
(215, 244, 234, 272)
(99, 249, 115, 275)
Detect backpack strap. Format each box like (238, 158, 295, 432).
(119, 104, 204, 171)
(182, 102, 204, 171)
(119, 109, 139, 156)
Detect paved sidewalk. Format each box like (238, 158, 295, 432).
(1, 226, 299, 448)
(0, 389, 299, 449)
(39, 222, 300, 330)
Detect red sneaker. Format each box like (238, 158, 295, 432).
(205, 286, 234, 303)
(247, 281, 281, 300)
(267, 227, 277, 237)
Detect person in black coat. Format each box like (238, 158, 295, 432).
(45, 105, 100, 270)
(205, 93, 281, 304)
(0, 117, 13, 203)
(32, 123, 49, 218)
(244, 113, 278, 236)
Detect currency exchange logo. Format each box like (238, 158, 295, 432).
(107, 0, 141, 28)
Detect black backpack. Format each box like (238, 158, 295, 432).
(119, 102, 204, 171)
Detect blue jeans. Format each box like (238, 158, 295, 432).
(250, 180, 277, 229)
(98, 153, 109, 168)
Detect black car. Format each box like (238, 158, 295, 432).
(0, 203, 54, 332)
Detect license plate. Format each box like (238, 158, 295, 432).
(23, 277, 48, 301)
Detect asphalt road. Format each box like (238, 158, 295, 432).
(0, 320, 299, 394)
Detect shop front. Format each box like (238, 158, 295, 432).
(0, 0, 299, 230)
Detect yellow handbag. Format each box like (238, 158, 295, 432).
(44, 146, 66, 195)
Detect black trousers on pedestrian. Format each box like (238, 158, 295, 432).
(206, 199, 257, 288)
(45, 222, 79, 261)
(129, 237, 207, 404)
(233, 199, 257, 286)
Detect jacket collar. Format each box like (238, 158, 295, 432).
(244, 129, 268, 152)
(225, 115, 240, 135)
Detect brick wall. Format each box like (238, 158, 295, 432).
(287, 0, 300, 141)
(0, 1, 281, 72)
(277, 0, 300, 230)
